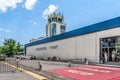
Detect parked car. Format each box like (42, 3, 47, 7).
(0, 56, 5, 61)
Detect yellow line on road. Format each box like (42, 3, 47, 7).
(2, 61, 47, 80)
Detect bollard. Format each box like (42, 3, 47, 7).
(84, 58, 88, 65)
(16, 59, 20, 69)
(16, 59, 21, 71)
(17, 61, 18, 69)
(39, 61, 42, 70)
(86, 60, 88, 65)
(68, 62, 71, 67)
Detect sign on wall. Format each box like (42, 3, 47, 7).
(36, 45, 58, 51)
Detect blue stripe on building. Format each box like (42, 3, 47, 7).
(25, 17, 120, 49)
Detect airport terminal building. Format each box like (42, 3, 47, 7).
(25, 15, 120, 63)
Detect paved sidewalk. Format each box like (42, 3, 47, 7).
(93, 62, 120, 68)
(0, 72, 38, 80)
(0, 60, 47, 80)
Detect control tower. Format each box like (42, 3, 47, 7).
(46, 12, 66, 37)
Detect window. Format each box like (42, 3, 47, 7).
(58, 18, 62, 23)
(50, 23, 56, 36)
(48, 18, 51, 23)
(100, 36, 120, 62)
(60, 25, 65, 33)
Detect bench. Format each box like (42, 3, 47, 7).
(73, 59, 82, 63)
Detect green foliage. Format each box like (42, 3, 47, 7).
(117, 42, 120, 46)
(117, 42, 120, 53)
(0, 46, 3, 54)
(117, 47, 120, 53)
(0, 39, 23, 57)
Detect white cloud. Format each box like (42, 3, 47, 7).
(24, 0, 38, 10)
(42, 4, 58, 19)
(0, 0, 23, 13)
(0, 0, 38, 13)
(25, 20, 40, 26)
(0, 28, 11, 32)
(33, 22, 37, 25)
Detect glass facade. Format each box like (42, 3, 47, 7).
(48, 17, 62, 23)
(60, 25, 65, 33)
(50, 23, 56, 36)
(100, 36, 120, 62)
(58, 18, 62, 23)
(48, 18, 51, 23)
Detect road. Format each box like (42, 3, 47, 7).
(1, 59, 120, 80)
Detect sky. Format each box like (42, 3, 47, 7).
(0, 0, 120, 46)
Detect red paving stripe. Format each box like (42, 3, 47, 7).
(81, 65, 120, 71)
(108, 76, 120, 80)
(48, 65, 120, 80)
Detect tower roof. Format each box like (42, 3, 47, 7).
(47, 12, 64, 23)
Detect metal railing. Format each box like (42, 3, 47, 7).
(0, 58, 41, 73)
(0, 59, 17, 73)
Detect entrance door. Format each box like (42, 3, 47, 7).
(100, 37, 117, 62)
(108, 48, 116, 61)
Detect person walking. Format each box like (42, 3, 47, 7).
(104, 52, 108, 63)
(101, 52, 105, 63)
(112, 50, 116, 62)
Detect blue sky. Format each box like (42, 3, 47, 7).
(0, 0, 120, 46)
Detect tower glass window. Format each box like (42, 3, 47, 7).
(50, 23, 56, 36)
(48, 18, 51, 23)
(60, 25, 65, 33)
(54, 17, 57, 22)
(58, 18, 62, 23)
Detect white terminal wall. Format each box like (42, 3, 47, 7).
(26, 27, 120, 63)
(27, 38, 75, 60)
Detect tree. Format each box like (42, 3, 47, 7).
(14, 42, 23, 55)
(2, 39, 23, 57)
(0, 46, 3, 55)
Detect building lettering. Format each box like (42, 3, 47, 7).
(36, 45, 58, 51)
(36, 47, 47, 51)
(49, 45, 58, 49)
